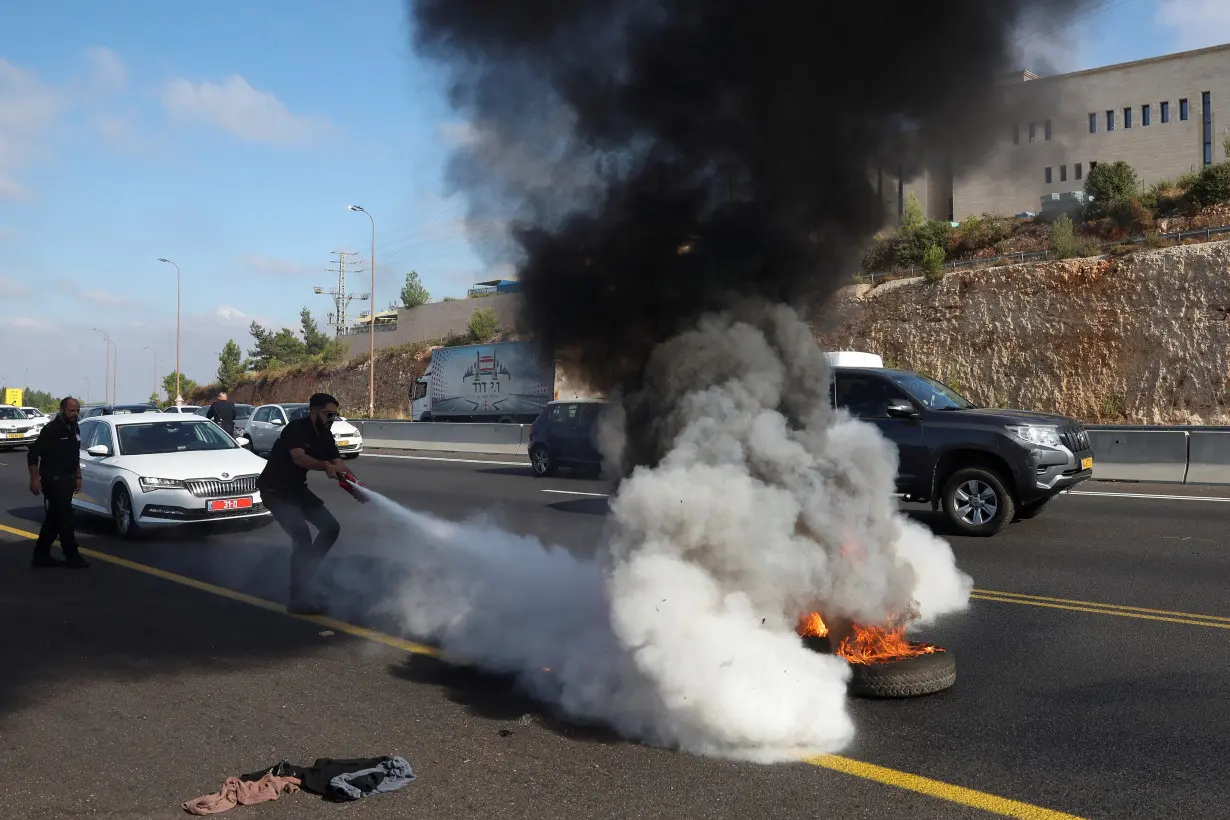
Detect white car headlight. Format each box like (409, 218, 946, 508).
(1007, 425, 1063, 449)
(140, 476, 188, 493)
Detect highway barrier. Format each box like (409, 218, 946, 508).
(352, 420, 1230, 485)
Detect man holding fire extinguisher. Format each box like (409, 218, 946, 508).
(257, 392, 358, 615)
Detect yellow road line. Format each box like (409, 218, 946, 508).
(807, 756, 1087, 820)
(0, 520, 1086, 819)
(971, 593, 1230, 630)
(973, 587, 1230, 623)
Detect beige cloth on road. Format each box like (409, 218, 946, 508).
(182, 773, 302, 815)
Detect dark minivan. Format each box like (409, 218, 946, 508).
(528, 399, 607, 477)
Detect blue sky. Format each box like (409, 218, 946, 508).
(0, 0, 1226, 400)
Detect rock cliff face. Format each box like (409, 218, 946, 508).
(817, 240, 1230, 425)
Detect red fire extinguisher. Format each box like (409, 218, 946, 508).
(337, 471, 369, 504)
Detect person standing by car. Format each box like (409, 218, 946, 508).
(205, 390, 237, 437)
(257, 392, 351, 614)
(26, 397, 90, 569)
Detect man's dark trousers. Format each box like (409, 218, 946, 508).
(263, 488, 341, 601)
(219, 420, 235, 437)
(36, 475, 83, 562)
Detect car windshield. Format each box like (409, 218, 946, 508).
(117, 420, 240, 456)
(286, 406, 310, 421)
(0, 407, 25, 420)
(887, 372, 977, 411)
(235, 405, 254, 419)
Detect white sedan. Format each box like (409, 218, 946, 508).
(244, 402, 363, 458)
(73, 413, 272, 539)
(0, 405, 39, 451)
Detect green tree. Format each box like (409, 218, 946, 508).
(148, 391, 162, 406)
(216, 339, 246, 390)
(1050, 213, 1078, 258)
(1083, 161, 1139, 217)
(902, 191, 925, 232)
(247, 321, 307, 370)
(162, 372, 198, 402)
(300, 308, 332, 357)
(467, 307, 499, 342)
(1188, 163, 1230, 207)
(398, 270, 431, 308)
(921, 244, 946, 282)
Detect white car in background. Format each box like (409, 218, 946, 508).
(244, 402, 363, 459)
(162, 405, 201, 415)
(73, 413, 272, 539)
(0, 404, 39, 451)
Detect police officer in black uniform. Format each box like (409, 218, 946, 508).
(205, 390, 237, 437)
(26, 396, 90, 569)
(258, 392, 351, 614)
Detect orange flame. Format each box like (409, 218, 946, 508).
(795, 611, 943, 665)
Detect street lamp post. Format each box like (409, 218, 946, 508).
(158, 258, 182, 405)
(348, 204, 377, 418)
(91, 328, 113, 404)
(144, 346, 158, 402)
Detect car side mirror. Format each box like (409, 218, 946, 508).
(234, 436, 250, 447)
(886, 400, 920, 420)
(271, 417, 284, 426)
(86, 444, 111, 457)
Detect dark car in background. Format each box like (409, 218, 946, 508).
(528, 399, 607, 477)
(80, 404, 162, 419)
(830, 365, 1093, 536)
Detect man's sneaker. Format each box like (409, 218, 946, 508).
(31, 555, 64, 569)
(64, 555, 91, 569)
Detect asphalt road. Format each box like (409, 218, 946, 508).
(2, 446, 1229, 819)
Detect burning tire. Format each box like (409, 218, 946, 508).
(846, 650, 956, 698)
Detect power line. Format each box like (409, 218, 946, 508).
(313, 250, 370, 337)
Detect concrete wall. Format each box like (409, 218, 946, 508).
(955, 43, 1230, 219)
(342, 293, 521, 356)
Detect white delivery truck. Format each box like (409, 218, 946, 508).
(410, 341, 558, 423)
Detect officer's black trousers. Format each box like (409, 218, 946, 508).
(36, 475, 82, 559)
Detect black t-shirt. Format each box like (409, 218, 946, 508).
(207, 399, 237, 424)
(26, 414, 82, 478)
(257, 416, 341, 492)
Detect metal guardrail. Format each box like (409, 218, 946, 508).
(352, 420, 1230, 485)
(864, 222, 1230, 283)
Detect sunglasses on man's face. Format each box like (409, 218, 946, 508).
(321, 410, 340, 420)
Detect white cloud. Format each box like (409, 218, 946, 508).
(0, 58, 64, 201)
(161, 75, 337, 147)
(1156, 0, 1230, 50)
(239, 253, 318, 279)
(0, 274, 29, 298)
(64, 283, 142, 310)
(83, 46, 127, 94)
(9, 316, 52, 332)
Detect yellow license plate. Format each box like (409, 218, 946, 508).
(5, 433, 23, 439)
(337, 440, 350, 447)
(1081, 457, 1094, 470)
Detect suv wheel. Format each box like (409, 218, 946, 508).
(941, 467, 1015, 537)
(529, 444, 556, 477)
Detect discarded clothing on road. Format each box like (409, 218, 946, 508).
(182, 773, 301, 815)
(240, 755, 416, 802)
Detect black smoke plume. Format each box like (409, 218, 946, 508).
(410, 0, 1090, 466)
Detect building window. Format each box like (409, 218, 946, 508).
(1202, 90, 1212, 166)
(1045, 166, 1053, 184)
(1089, 112, 1097, 133)
(1142, 104, 1151, 126)
(1075, 163, 1083, 180)
(1161, 101, 1170, 123)
(1045, 119, 1052, 141)
(1106, 110, 1115, 131)
(1029, 121, 1036, 142)
(1180, 98, 1189, 120)
(1124, 107, 1132, 128)
(1060, 164, 1067, 182)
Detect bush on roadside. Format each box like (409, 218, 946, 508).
(949, 213, 1015, 257)
(1050, 214, 1078, 258)
(1084, 161, 1140, 218)
(1187, 162, 1230, 207)
(1110, 197, 1154, 235)
(861, 235, 901, 273)
(899, 219, 953, 267)
(921, 244, 946, 282)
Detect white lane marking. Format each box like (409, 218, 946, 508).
(542, 489, 611, 498)
(364, 453, 527, 467)
(1065, 490, 1230, 503)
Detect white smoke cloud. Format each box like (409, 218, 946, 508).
(333, 303, 972, 761)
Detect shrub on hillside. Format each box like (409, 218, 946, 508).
(921, 244, 946, 282)
(1140, 179, 1185, 215)
(861, 235, 901, 273)
(467, 307, 499, 342)
(1084, 161, 1140, 218)
(1050, 214, 1077, 258)
(1110, 197, 1154, 235)
(899, 219, 953, 267)
(1187, 163, 1230, 207)
(949, 213, 1015, 256)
